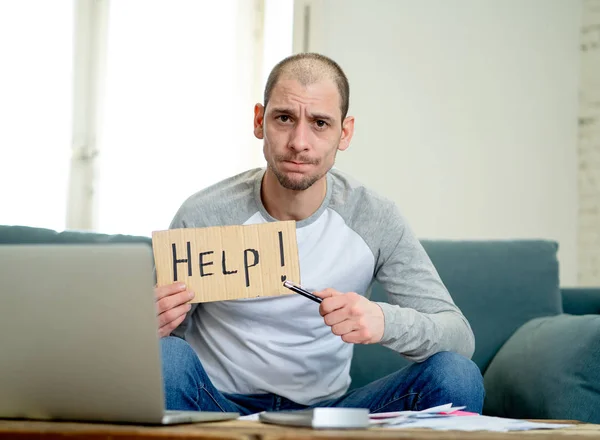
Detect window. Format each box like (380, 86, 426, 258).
(96, 0, 267, 236)
(0, 1, 73, 230)
(0, 0, 294, 235)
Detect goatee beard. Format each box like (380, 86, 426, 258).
(270, 164, 320, 191)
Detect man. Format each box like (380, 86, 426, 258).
(155, 53, 484, 415)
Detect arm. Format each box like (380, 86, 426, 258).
(374, 204, 474, 362)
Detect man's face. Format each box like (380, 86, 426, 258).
(254, 78, 354, 191)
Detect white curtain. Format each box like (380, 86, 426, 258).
(0, 0, 294, 234)
(0, 1, 73, 230)
(96, 0, 267, 236)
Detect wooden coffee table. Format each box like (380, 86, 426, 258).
(1, 419, 600, 440)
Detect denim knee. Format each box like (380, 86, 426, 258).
(160, 336, 207, 389)
(420, 351, 485, 411)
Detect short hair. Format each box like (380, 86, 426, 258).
(263, 53, 350, 122)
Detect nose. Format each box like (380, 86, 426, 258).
(288, 119, 310, 152)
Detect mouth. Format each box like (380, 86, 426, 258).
(276, 156, 318, 174)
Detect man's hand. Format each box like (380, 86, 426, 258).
(314, 288, 385, 344)
(155, 283, 194, 338)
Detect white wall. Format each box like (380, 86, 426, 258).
(295, 0, 582, 286)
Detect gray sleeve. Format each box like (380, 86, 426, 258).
(372, 203, 475, 362)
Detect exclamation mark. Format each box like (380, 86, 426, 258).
(278, 231, 287, 282)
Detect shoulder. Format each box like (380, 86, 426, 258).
(170, 168, 264, 228)
(328, 168, 400, 220)
(328, 169, 409, 257)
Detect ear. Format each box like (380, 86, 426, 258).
(254, 104, 265, 139)
(337, 116, 355, 152)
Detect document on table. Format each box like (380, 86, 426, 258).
(379, 415, 573, 432)
(371, 404, 574, 432)
(238, 413, 261, 421)
(369, 403, 469, 422)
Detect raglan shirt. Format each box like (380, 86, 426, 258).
(170, 168, 474, 405)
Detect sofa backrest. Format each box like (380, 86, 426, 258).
(0, 225, 152, 246)
(420, 240, 562, 369)
(350, 239, 562, 389)
(1, 228, 563, 385)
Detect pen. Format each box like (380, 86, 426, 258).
(283, 280, 323, 304)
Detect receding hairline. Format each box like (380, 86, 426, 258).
(268, 74, 341, 115)
(278, 58, 338, 87)
(263, 53, 350, 121)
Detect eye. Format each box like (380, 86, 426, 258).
(277, 115, 291, 123)
(315, 120, 328, 128)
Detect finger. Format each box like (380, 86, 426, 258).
(158, 302, 188, 329)
(156, 290, 195, 315)
(340, 328, 371, 344)
(155, 282, 187, 300)
(330, 320, 358, 337)
(159, 312, 187, 338)
(322, 307, 349, 326)
(158, 302, 192, 328)
(319, 293, 350, 316)
(313, 288, 342, 299)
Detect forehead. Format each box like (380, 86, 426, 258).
(268, 78, 341, 117)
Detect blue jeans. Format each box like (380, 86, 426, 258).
(160, 336, 484, 415)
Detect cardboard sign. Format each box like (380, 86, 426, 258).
(152, 221, 300, 303)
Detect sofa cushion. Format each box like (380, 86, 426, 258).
(483, 314, 600, 423)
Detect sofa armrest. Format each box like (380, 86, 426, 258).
(562, 287, 600, 315)
(482, 314, 600, 423)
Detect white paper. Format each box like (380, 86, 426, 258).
(370, 403, 461, 419)
(370, 403, 467, 425)
(238, 412, 262, 421)
(381, 415, 573, 432)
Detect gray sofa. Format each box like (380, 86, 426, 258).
(1, 225, 599, 422)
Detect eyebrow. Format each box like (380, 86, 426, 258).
(269, 107, 336, 123)
(309, 112, 335, 123)
(270, 106, 297, 116)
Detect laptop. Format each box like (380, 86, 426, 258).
(0, 244, 239, 425)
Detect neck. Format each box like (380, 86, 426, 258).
(261, 169, 327, 221)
